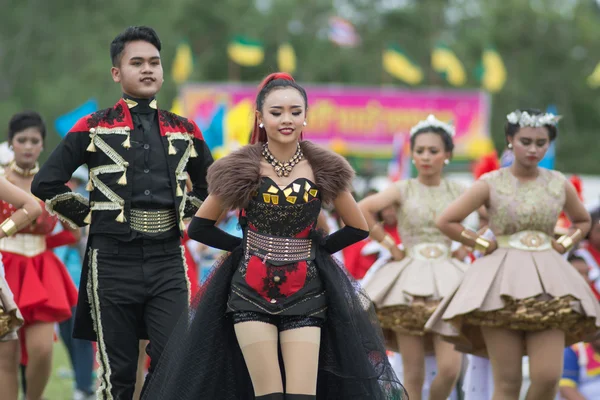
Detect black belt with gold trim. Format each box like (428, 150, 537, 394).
(130, 209, 177, 234)
(244, 230, 316, 266)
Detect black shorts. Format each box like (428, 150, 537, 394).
(231, 310, 324, 331)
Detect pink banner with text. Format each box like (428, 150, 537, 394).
(181, 84, 491, 159)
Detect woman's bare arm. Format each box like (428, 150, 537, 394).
(0, 176, 42, 237)
(436, 180, 492, 250)
(358, 185, 400, 242)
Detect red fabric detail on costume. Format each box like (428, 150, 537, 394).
(384, 224, 401, 244)
(343, 242, 376, 280)
(3, 250, 77, 323)
(472, 152, 500, 179)
(584, 243, 600, 300)
(110, 98, 134, 129)
(183, 241, 199, 298)
(277, 261, 307, 296)
(0, 201, 58, 235)
(69, 114, 95, 133)
(344, 224, 401, 280)
(189, 120, 204, 141)
(296, 226, 312, 239)
(45, 230, 77, 250)
(3, 248, 78, 365)
(245, 256, 269, 298)
(244, 256, 308, 300)
(570, 175, 583, 200)
(69, 98, 135, 133)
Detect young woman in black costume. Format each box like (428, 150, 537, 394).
(142, 72, 405, 400)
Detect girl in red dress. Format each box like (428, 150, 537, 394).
(0, 168, 42, 400)
(0, 111, 79, 400)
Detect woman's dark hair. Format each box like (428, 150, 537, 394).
(504, 108, 558, 144)
(587, 207, 600, 240)
(8, 111, 46, 142)
(110, 26, 161, 67)
(250, 72, 308, 144)
(409, 126, 454, 153)
(567, 251, 586, 264)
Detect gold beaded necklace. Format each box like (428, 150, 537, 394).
(262, 143, 303, 178)
(9, 160, 39, 177)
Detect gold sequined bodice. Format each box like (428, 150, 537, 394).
(395, 179, 464, 249)
(482, 168, 566, 236)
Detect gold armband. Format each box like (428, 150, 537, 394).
(557, 235, 574, 252)
(0, 218, 18, 237)
(380, 235, 396, 250)
(474, 236, 491, 254)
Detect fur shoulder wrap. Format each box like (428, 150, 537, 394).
(207, 140, 355, 210)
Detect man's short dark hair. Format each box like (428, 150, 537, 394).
(110, 26, 162, 66)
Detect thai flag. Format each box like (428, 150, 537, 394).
(328, 16, 360, 47)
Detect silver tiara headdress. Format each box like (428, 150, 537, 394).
(410, 114, 455, 137)
(506, 111, 561, 127)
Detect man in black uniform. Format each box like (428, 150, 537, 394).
(32, 26, 213, 399)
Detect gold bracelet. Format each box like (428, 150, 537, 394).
(474, 236, 491, 254)
(557, 235, 574, 252)
(0, 218, 18, 237)
(381, 235, 396, 250)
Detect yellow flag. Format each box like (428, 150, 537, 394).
(171, 42, 193, 85)
(228, 36, 264, 67)
(587, 62, 600, 88)
(432, 45, 466, 86)
(382, 45, 423, 85)
(277, 43, 296, 74)
(170, 97, 183, 115)
(225, 99, 254, 146)
(481, 48, 507, 93)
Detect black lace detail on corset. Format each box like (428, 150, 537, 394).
(158, 110, 195, 132)
(246, 200, 321, 237)
(262, 263, 299, 298)
(86, 104, 125, 128)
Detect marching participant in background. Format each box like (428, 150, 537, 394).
(427, 109, 600, 400)
(359, 115, 469, 400)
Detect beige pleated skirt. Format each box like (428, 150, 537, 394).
(0, 273, 23, 341)
(363, 243, 468, 352)
(425, 243, 600, 357)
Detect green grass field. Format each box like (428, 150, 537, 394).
(45, 342, 74, 399)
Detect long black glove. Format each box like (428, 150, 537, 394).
(187, 216, 242, 252)
(322, 226, 369, 254)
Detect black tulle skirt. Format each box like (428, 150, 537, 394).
(142, 246, 406, 400)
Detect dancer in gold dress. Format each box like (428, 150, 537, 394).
(426, 109, 600, 400)
(359, 115, 469, 400)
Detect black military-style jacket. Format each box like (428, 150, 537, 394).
(32, 98, 213, 237)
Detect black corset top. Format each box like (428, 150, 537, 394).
(244, 177, 322, 237)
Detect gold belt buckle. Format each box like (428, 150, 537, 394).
(507, 231, 551, 251)
(410, 243, 449, 261)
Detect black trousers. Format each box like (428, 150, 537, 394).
(88, 236, 189, 400)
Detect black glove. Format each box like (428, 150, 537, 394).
(322, 226, 369, 254)
(187, 216, 242, 252)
